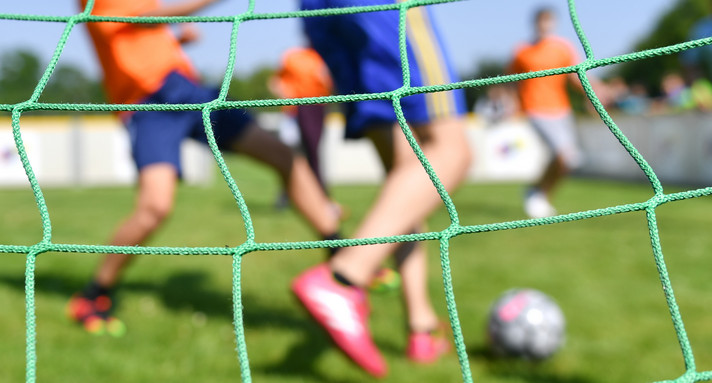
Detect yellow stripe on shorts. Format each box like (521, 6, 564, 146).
(402, 2, 456, 119)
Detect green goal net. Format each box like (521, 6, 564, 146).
(1, 0, 712, 382)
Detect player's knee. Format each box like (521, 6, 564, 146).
(150, 201, 173, 223)
(138, 200, 173, 228)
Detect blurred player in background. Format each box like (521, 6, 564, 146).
(291, 0, 471, 377)
(510, 7, 600, 218)
(67, 0, 341, 336)
(270, 47, 333, 192)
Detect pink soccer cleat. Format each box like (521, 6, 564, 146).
(292, 263, 387, 378)
(406, 323, 451, 364)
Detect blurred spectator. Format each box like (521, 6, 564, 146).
(628, 83, 652, 114)
(689, 77, 712, 111)
(608, 77, 650, 115)
(681, 11, 712, 112)
(660, 72, 694, 111)
(682, 14, 712, 82)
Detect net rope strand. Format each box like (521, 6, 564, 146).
(1, 0, 711, 382)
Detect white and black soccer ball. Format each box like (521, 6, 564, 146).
(487, 288, 565, 360)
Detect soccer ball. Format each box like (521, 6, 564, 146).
(487, 289, 565, 360)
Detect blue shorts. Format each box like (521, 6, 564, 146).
(301, 0, 465, 138)
(126, 72, 252, 174)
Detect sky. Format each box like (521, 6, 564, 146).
(0, 0, 677, 82)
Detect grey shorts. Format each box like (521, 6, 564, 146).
(528, 113, 582, 169)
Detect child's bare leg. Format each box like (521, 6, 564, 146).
(395, 240, 439, 333)
(231, 124, 339, 237)
(536, 154, 568, 198)
(329, 118, 471, 286)
(95, 163, 178, 288)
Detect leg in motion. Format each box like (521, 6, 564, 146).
(396, 241, 451, 363)
(230, 123, 340, 238)
(329, 118, 471, 286)
(294, 1, 468, 375)
(297, 104, 328, 189)
(524, 114, 580, 219)
(68, 164, 178, 335)
(292, 117, 470, 377)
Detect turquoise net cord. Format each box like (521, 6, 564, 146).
(2, 0, 712, 381)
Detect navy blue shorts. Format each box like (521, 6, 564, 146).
(301, 0, 465, 138)
(126, 72, 252, 174)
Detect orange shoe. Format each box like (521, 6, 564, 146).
(67, 293, 125, 337)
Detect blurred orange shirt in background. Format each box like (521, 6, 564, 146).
(273, 48, 332, 114)
(80, 0, 198, 105)
(510, 36, 577, 117)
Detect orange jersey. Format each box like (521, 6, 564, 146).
(80, 0, 198, 105)
(273, 47, 332, 115)
(510, 36, 578, 116)
(275, 47, 332, 99)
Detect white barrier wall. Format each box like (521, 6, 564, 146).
(0, 115, 214, 187)
(0, 114, 550, 188)
(8, 112, 709, 188)
(576, 113, 712, 186)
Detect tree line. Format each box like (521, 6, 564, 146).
(617, 0, 712, 96)
(0, 48, 277, 109)
(0, 49, 105, 105)
(2, 0, 708, 111)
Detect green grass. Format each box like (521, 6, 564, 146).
(1, 156, 711, 383)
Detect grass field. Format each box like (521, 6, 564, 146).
(1, 156, 711, 383)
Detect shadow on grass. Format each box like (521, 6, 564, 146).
(0, 270, 354, 383)
(251, 332, 363, 383)
(467, 345, 595, 383)
(142, 272, 356, 382)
